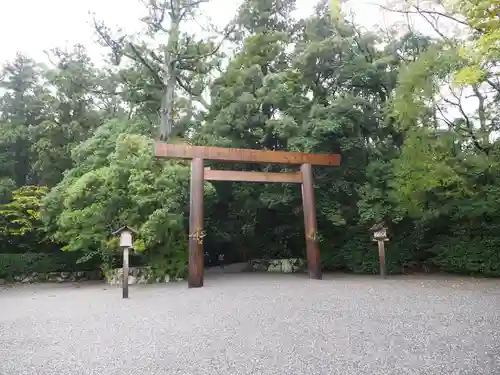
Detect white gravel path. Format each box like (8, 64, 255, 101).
(1, 273, 499, 375)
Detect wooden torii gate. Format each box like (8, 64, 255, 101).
(155, 141, 341, 288)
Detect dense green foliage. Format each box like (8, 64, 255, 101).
(1, 0, 499, 278)
(0, 252, 103, 280)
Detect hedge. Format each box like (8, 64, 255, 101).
(0, 252, 101, 279)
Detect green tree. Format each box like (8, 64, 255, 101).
(450, 0, 500, 85)
(0, 54, 51, 188)
(42, 118, 217, 277)
(0, 185, 49, 253)
(94, 0, 232, 140)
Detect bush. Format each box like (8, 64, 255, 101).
(322, 222, 426, 275)
(427, 221, 500, 276)
(0, 252, 101, 279)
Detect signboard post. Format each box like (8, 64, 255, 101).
(369, 223, 389, 278)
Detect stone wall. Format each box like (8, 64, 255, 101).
(103, 259, 306, 286)
(250, 258, 306, 273)
(0, 270, 103, 285)
(105, 267, 183, 285)
(0, 259, 304, 286)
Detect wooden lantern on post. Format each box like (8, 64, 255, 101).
(112, 226, 137, 299)
(369, 222, 389, 278)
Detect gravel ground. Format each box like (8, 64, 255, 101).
(1, 273, 500, 375)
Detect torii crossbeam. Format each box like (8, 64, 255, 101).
(155, 142, 341, 288)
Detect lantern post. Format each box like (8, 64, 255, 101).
(369, 222, 389, 278)
(112, 226, 136, 298)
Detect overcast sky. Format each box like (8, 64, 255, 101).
(0, 0, 428, 64)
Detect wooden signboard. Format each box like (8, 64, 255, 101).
(155, 141, 342, 288)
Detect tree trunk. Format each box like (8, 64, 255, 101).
(159, 0, 181, 141)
